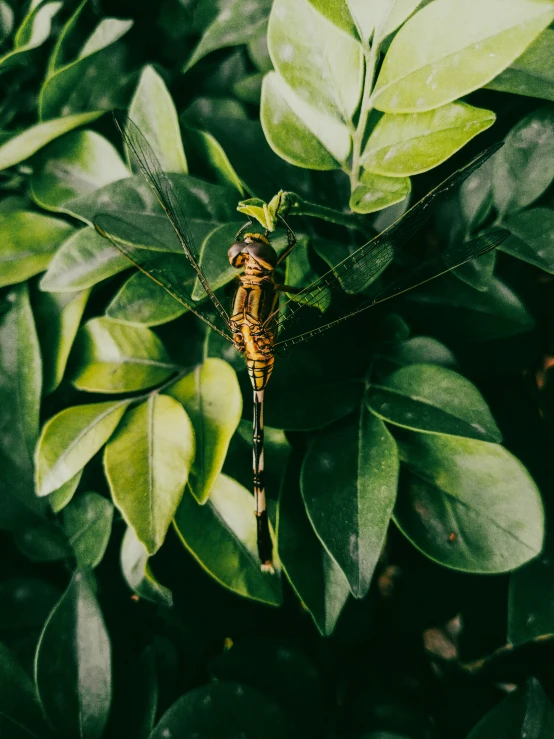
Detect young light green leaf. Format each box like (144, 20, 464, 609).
(120, 526, 173, 606)
(367, 364, 501, 442)
(0, 641, 50, 739)
(167, 359, 242, 504)
(501, 208, 554, 273)
(127, 65, 187, 174)
(493, 106, 554, 215)
(0, 0, 61, 72)
(40, 227, 130, 292)
(486, 28, 554, 102)
(39, 17, 133, 119)
(371, 0, 554, 113)
(278, 450, 350, 636)
(174, 474, 282, 606)
(0, 111, 104, 171)
(35, 570, 111, 739)
(72, 317, 178, 393)
(184, 0, 272, 72)
(63, 492, 114, 568)
(261, 72, 351, 169)
(269, 0, 363, 122)
(350, 171, 411, 214)
(34, 287, 90, 394)
(395, 432, 544, 573)
(31, 130, 129, 212)
(0, 210, 74, 287)
(107, 271, 188, 326)
(49, 469, 83, 513)
(306, 0, 357, 36)
(35, 399, 131, 496)
(301, 407, 399, 598)
(347, 0, 423, 44)
(0, 2, 14, 46)
(362, 103, 495, 176)
(104, 395, 195, 554)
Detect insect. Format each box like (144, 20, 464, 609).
(94, 112, 508, 574)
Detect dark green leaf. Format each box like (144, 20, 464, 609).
(0, 642, 49, 739)
(501, 208, 554, 273)
(63, 492, 114, 568)
(508, 543, 554, 646)
(107, 271, 188, 325)
(15, 519, 71, 561)
(487, 28, 554, 102)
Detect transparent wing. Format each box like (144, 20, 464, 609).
(95, 213, 234, 343)
(111, 110, 231, 327)
(271, 143, 503, 342)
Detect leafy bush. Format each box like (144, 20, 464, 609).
(1, 0, 554, 737)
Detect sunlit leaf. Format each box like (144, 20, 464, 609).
(120, 526, 173, 606)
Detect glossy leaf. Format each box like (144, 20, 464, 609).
(501, 208, 554, 273)
(268, 0, 363, 121)
(487, 27, 554, 102)
(174, 474, 282, 606)
(0, 1, 14, 46)
(362, 103, 495, 176)
(107, 270, 188, 325)
(167, 359, 242, 503)
(182, 125, 244, 193)
(302, 407, 399, 598)
(120, 526, 173, 606)
(0, 641, 49, 739)
(49, 469, 82, 513)
(395, 432, 544, 573)
(460, 156, 495, 230)
(306, 0, 357, 36)
(0, 0, 61, 72)
(35, 399, 131, 496)
(350, 0, 424, 42)
(72, 317, 178, 393)
(184, 0, 272, 71)
(350, 171, 411, 214)
(371, 0, 554, 112)
(63, 492, 114, 568)
(150, 682, 293, 739)
(31, 130, 129, 211)
(0, 111, 104, 170)
(278, 450, 350, 636)
(39, 17, 133, 119)
(40, 227, 130, 292)
(35, 571, 111, 739)
(367, 364, 501, 441)
(0, 210, 74, 287)
(376, 335, 458, 372)
(104, 394, 195, 554)
(261, 72, 351, 169)
(34, 287, 90, 394)
(493, 105, 554, 215)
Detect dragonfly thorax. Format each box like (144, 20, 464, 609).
(228, 233, 278, 273)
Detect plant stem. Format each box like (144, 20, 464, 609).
(350, 39, 380, 191)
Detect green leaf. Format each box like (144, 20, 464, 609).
(49, 469, 82, 513)
(367, 364, 501, 441)
(39, 17, 133, 119)
(301, 407, 399, 598)
(306, 0, 357, 36)
(268, 0, 363, 121)
(0, 284, 44, 526)
(394, 432, 544, 573)
(167, 359, 242, 503)
(0, 2, 14, 46)
(0, 210, 74, 287)
(30, 130, 129, 212)
(508, 543, 554, 646)
(501, 208, 554, 273)
(261, 71, 351, 169)
(348, 0, 424, 43)
(15, 518, 71, 561)
(486, 28, 554, 102)
(182, 126, 244, 193)
(493, 106, 554, 215)
(376, 335, 458, 372)
(174, 474, 282, 606)
(34, 287, 90, 394)
(278, 450, 350, 636)
(40, 227, 130, 292)
(0, 111, 105, 171)
(371, 0, 554, 112)
(0, 641, 49, 739)
(72, 317, 178, 393)
(35, 570, 111, 739)
(150, 682, 293, 739)
(460, 156, 495, 230)
(120, 526, 173, 606)
(104, 395, 195, 554)
(184, 0, 272, 72)
(350, 171, 411, 214)
(467, 679, 554, 739)
(0, 0, 61, 72)
(127, 65, 187, 174)
(107, 271, 188, 326)
(362, 103, 495, 176)
(63, 492, 114, 568)
(35, 399, 131, 496)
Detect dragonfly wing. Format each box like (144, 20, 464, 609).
(112, 111, 231, 327)
(95, 213, 234, 343)
(271, 143, 503, 340)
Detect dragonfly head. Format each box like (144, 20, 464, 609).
(228, 233, 278, 271)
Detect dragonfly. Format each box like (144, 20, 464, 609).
(94, 112, 508, 574)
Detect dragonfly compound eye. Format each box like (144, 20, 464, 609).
(244, 238, 278, 270)
(228, 242, 247, 267)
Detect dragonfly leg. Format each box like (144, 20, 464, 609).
(275, 215, 297, 266)
(253, 389, 274, 573)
